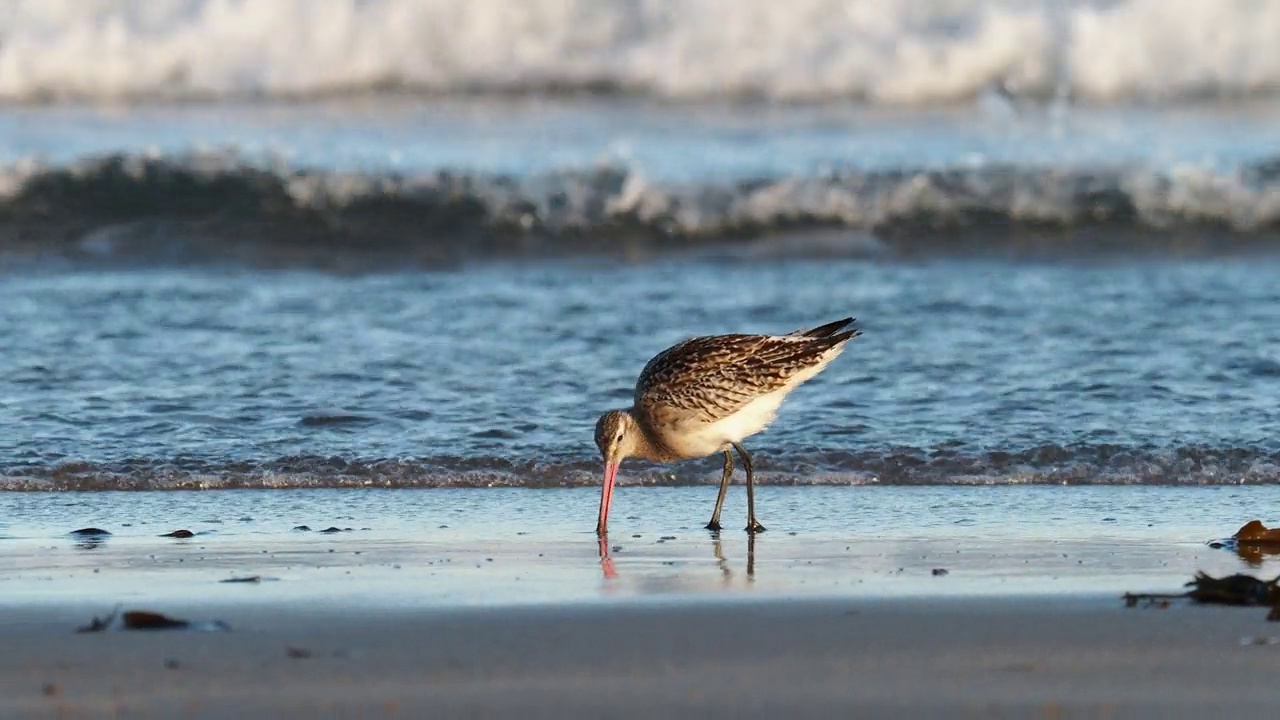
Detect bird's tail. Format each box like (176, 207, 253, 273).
(791, 317, 860, 343)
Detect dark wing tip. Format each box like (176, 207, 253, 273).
(798, 317, 858, 338)
(778, 320, 861, 365)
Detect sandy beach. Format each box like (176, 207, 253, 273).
(6, 595, 1280, 718)
(5, 485, 1280, 718)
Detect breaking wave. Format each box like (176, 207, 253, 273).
(3, 444, 1279, 491)
(3, 0, 1280, 105)
(5, 152, 1280, 265)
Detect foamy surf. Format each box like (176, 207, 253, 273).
(2, 0, 1280, 105)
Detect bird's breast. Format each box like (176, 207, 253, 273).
(651, 388, 791, 460)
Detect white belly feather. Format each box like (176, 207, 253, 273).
(668, 346, 843, 458)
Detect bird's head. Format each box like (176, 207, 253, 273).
(593, 408, 638, 536)
(594, 409, 639, 466)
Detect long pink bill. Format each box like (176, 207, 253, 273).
(596, 462, 619, 536)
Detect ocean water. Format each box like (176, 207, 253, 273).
(3, 258, 1280, 490)
(1, 0, 1279, 500)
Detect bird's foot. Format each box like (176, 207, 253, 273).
(705, 519, 722, 532)
(745, 520, 767, 534)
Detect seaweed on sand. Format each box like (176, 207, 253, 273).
(75, 607, 231, 632)
(1207, 520, 1280, 565)
(1125, 572, 1280, 620)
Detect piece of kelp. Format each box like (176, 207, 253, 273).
(1125, 571, 1280, 620)
(121, 611, 191, 630)
(1185, 572, 1280, 606)
(76, 606, 231, 633)
(1234, 520, 1280, 546)
(1206, 520, 1280, 565)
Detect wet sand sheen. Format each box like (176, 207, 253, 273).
(3, 485, 1278, 606)
(0, 529, 1262, 608)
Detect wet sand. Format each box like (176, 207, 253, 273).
(4, 532, 1280, 718)
(5, 484, 1277, 606)
(5, 487, 1280, 717)
(6, 596, 1280, 718)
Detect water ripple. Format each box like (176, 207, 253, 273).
(1, 259, 1279, 489)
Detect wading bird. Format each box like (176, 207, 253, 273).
(594, 317, 860, 535)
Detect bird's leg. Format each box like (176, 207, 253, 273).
(705, 449, 733, 532)
(733, 441, 766, 534)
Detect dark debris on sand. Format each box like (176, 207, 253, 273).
(1125, 571, 1280, 621)
(220, 575, 262, 584)
(76, 606, 231, 633)
(69, 527, 112, 550)
(220, 575, 280, 584)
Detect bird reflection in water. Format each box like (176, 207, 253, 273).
(597, 533, 755, 582)
(598, 536, 618, 579)
(713, 534, 756, 584)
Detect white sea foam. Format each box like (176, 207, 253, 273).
(1, 0, 1279, 104)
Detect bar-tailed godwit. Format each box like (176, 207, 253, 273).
(594, 317, 860, 536)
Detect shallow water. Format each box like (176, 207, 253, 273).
(0, 486, 1272, 607)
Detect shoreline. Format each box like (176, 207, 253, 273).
(4, 485, 1278, 715)
(1, 527, 1254, 609)
(3, 485, 1270, 608)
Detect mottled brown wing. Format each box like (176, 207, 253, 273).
(634, 332, 848, 426)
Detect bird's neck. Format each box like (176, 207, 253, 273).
(626, 408, 671, 463)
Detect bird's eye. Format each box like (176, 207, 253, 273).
(615, 433, 624, 442)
